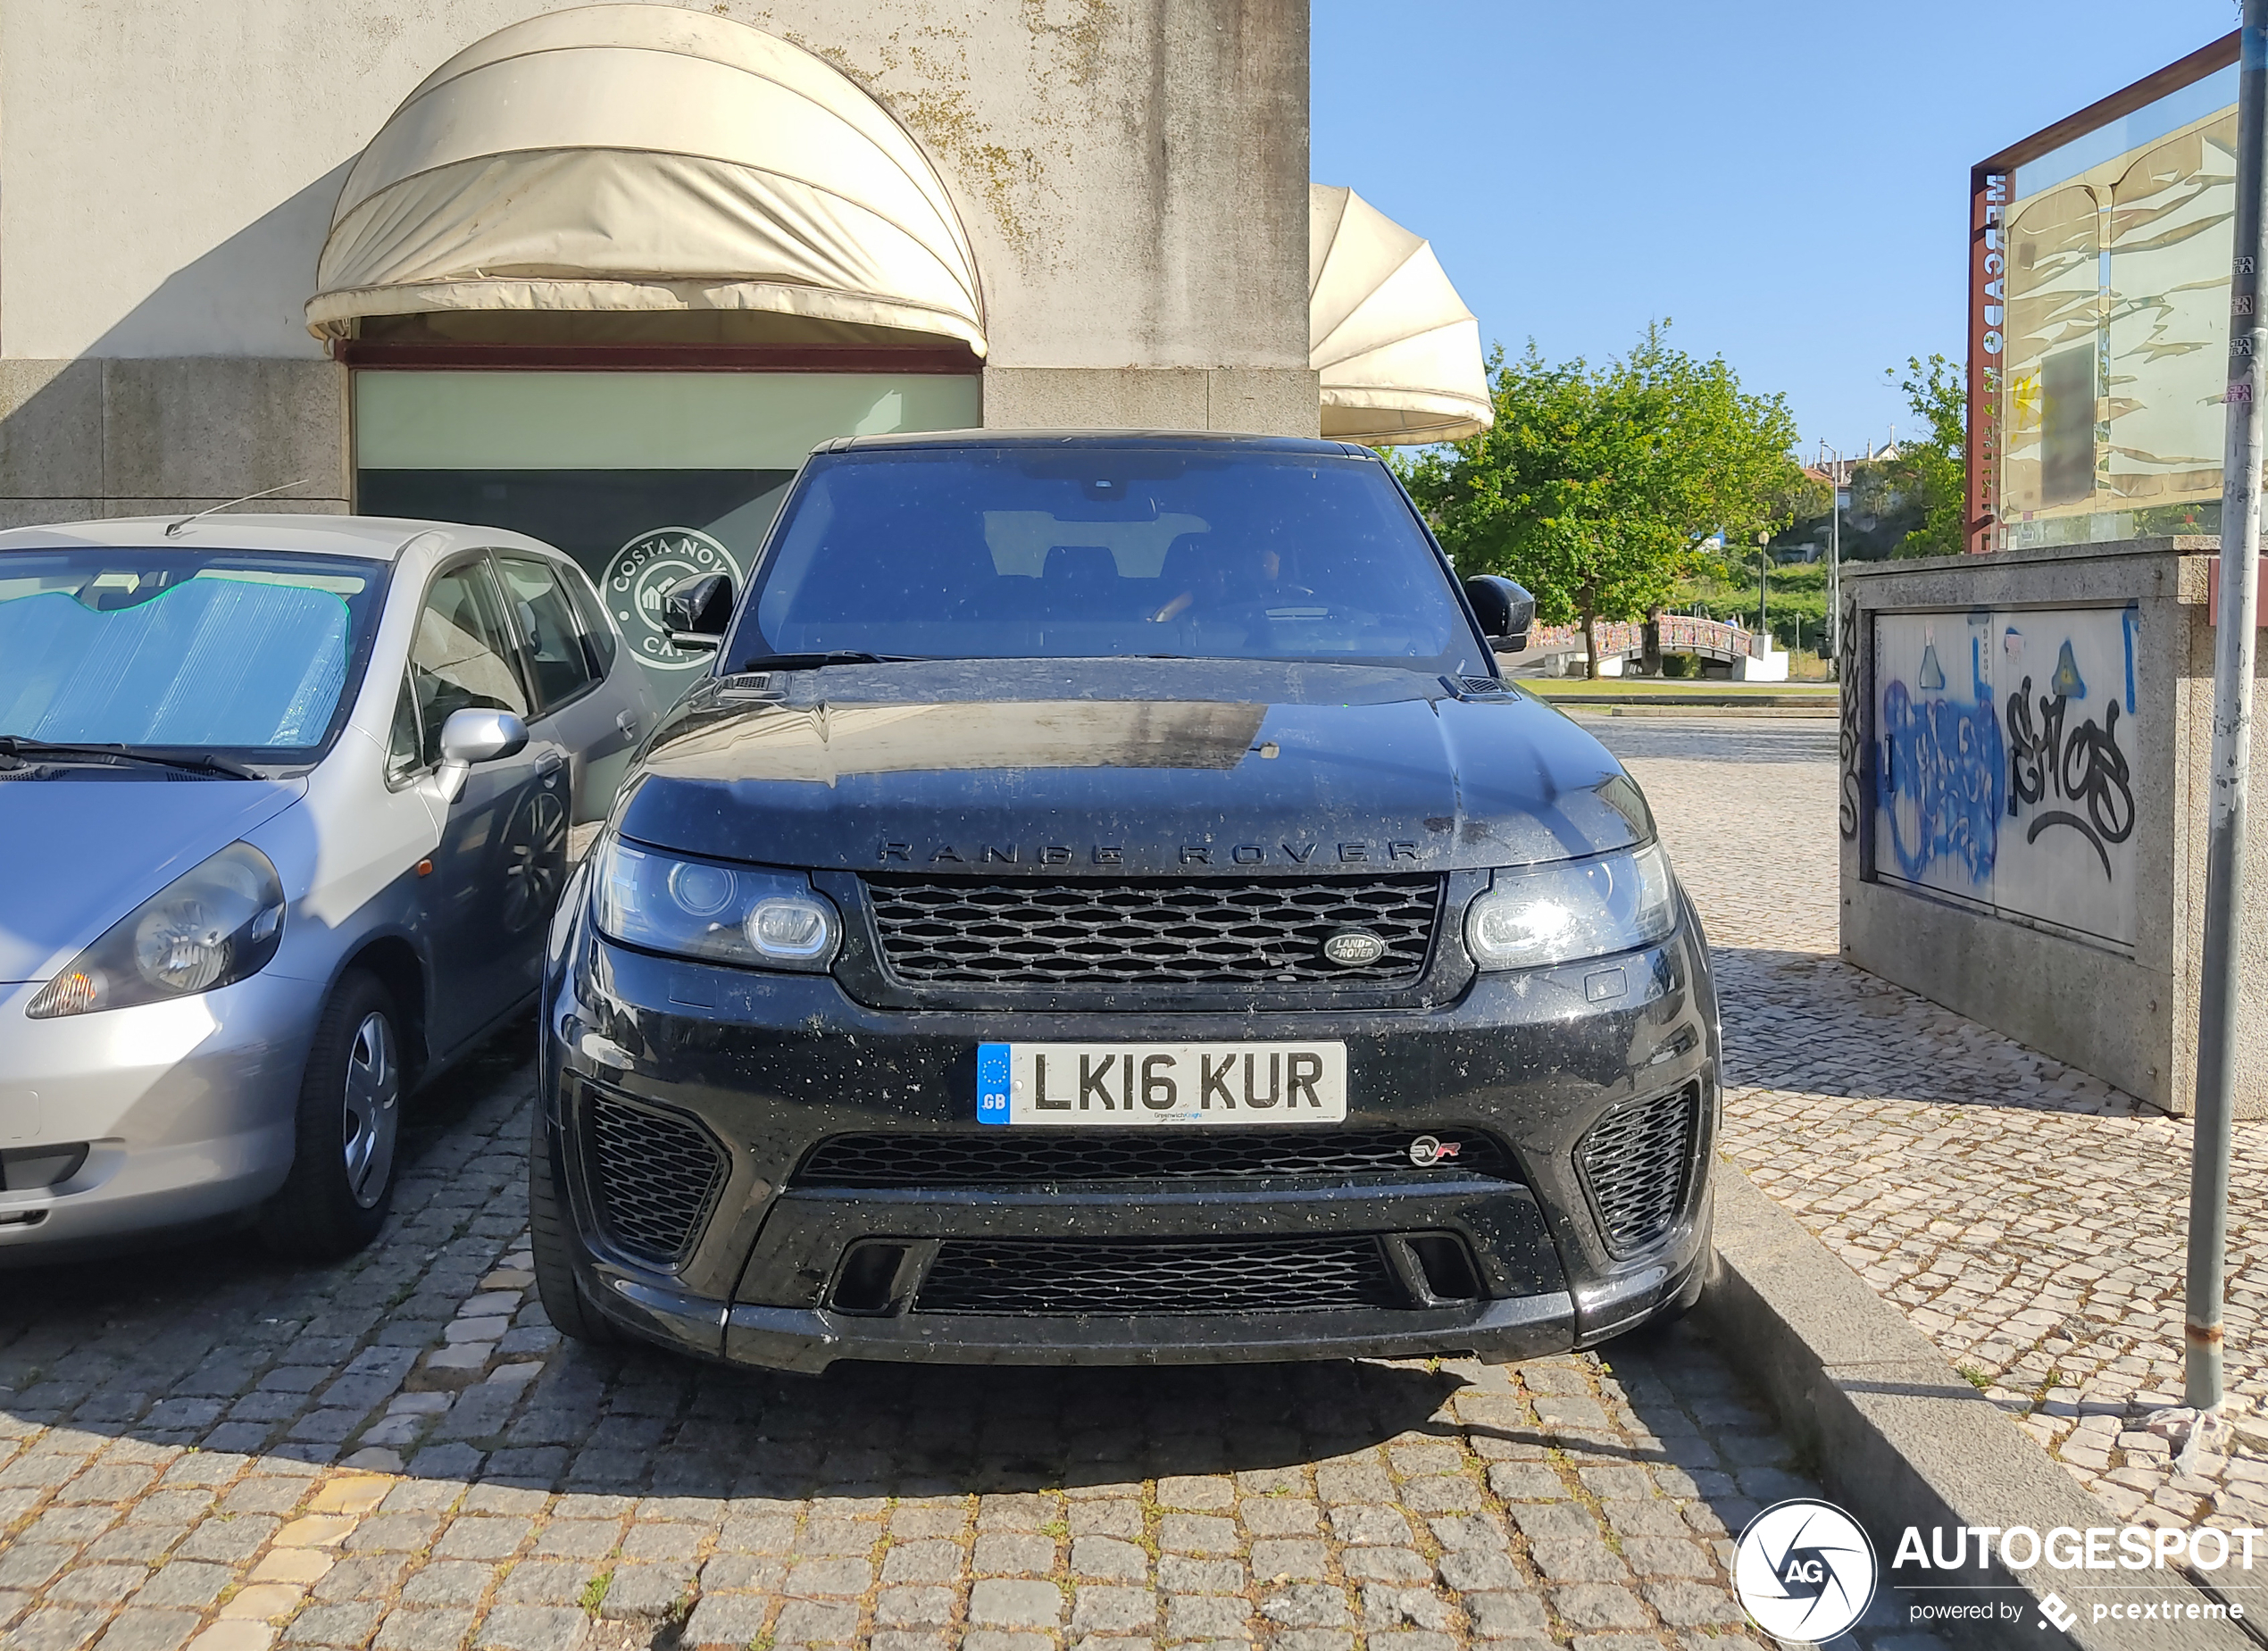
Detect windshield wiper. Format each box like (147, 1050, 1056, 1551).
(0, 738, 260, 780)
(731, 651, 923, 672)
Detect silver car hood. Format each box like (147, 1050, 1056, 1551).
(0, 775, 305, 982)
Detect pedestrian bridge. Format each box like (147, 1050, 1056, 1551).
(1526, 615, 1787, 679)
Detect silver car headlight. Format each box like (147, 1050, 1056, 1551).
(592, 836, 840, 972)
(27, 842, 287, 1019)
(1465, 842, 1677, 971)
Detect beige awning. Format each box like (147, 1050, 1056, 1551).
(1310, 186, 1490, 445)
(306, 4, 985, 354)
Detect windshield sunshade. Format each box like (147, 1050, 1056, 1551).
(736, 448, 1474, 671)
(0, 554, 384, 755)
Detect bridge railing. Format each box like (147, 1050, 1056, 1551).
(1525, 616, 1768, 660)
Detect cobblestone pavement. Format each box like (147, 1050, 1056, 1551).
(0, 963, 1932, 1648)
(1590, 713, 2268, 1595)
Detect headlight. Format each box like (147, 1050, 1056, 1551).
(1464, 842, 1676, 971)
(592, 836, 840, 972)
(27, 842, 286, 1018)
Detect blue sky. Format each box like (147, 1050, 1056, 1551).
(1311, 1, 2235, 457)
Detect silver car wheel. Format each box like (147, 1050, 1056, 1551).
(341, 1011, 400, 1209)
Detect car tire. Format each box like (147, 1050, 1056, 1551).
(529, 1106, 620, 1346)
(260, 970, 404, 1260)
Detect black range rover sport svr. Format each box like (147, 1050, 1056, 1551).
(532, 430, 1720, 1372)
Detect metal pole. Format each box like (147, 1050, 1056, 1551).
(1828, 451, 1843, 676)
(2185, 0, 2268, 1413)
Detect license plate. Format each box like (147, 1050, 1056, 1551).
(976, 1041, 1347, 1126)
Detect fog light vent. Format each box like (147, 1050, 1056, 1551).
(1576, 1082, 1698, 1257)
(830, 1243, 910, 1315)
(1405, 1233, 1483, 1301)
(583, 1092, 726, 1268)
(0, 1145, 88, 1191)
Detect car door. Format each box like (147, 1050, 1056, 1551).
(408, 554, 567, 1052)
(494, 550, 646, 824)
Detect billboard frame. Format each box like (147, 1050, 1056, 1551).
(1969, 32, 2239, 555)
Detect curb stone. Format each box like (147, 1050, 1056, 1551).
(1698, 1164, 2256, 1651)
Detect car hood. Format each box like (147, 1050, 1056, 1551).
(614, 661, 1653, 876)
(0, 773, 305, 981)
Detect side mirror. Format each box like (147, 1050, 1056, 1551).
(430, 707, 529, 804)
(1463, 575, 1536, 653)
(663, 573, 735, 652)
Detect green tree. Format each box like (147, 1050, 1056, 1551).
(1401, 321, 1803, 677)
(1887, 353, 1965, 558)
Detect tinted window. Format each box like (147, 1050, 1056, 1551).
(496, 554, 601, 709)
(411, 561, 527, 765)
(385, 671, 425, 786)
(734, 448, 1475, 670)
(0, 548, 385, 759)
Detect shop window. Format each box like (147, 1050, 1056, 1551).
(354, 370, 979, 691)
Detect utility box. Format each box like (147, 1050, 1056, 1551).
(1839, 537, 2267, 1118)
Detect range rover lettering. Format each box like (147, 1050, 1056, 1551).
(533, 431, 1718, 1371)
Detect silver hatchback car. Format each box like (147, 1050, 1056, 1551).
(0, 514, 662, 1259)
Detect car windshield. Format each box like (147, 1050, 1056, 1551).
(0, 547, 388, 763)
(733, 446, 1479, 671)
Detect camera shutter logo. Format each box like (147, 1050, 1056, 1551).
(1731, 1498, 1876, 1643)
(606, 528, 743, 670)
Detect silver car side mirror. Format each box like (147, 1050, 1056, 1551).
(429, 707, 529, 804)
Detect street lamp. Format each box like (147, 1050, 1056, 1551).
(1826, 447, 1847, 678)
(1755, 529, 1770, 645)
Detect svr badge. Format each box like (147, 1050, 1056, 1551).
(606, 527, 743, 670)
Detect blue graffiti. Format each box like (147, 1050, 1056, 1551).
(1880, 659, 2006, 887)
(2122, 606, 2139, 713)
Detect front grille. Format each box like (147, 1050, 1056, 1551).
(1577, 1083, 1698, 1256)
(584, 1093, 729, 1267)
(912, 1236, 1408, 1316)
(794, 1130, 1516, 1188)
(863, 874, 1441, 988)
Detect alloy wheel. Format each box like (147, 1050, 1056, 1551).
(341, 1011, 400, 1209)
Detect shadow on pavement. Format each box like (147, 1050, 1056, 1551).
(0, 1005, 1847, 1651)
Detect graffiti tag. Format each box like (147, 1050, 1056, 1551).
(2005, 680, 2134, 879)
(1839, 596, 1861, 842)
(1880, 669, 2005, 887)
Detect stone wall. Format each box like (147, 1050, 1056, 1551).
(0, 0, 1316, 523)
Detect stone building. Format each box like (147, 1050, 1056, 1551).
(0, 0, 1489, 692)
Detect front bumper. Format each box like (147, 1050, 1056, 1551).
(0, 974, 321, 1255)
(541, 913, 1720, 1372)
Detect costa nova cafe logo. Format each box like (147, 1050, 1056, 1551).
(605, 527, 743, 670)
